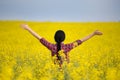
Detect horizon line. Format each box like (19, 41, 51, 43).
(0, 19, 120, 23)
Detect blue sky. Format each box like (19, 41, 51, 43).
(0, 0, 120, 22)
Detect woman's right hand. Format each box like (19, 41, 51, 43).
(94, 30, 103, 35)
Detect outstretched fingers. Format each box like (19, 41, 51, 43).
(94, 30, 103, 35)
(20, 24, 30, 30)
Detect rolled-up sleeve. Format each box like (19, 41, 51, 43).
(72, 40, 82, 48)
(40, 38, 54, 50)
(64, 39, 82, 52)
(76, 40, 82, 45)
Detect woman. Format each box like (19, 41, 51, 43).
(20, 24, 103, 68)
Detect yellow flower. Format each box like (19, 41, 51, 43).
(52, 55, 57, 64)
(58, 50, 64, 56)
(73, 42, 78, 48)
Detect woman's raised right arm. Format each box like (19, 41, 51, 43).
(20, 24, 42, 40)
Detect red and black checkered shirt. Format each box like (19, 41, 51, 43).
(40, 38, 82, 56)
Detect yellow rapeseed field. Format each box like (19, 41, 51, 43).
(0, 21, 120, 80)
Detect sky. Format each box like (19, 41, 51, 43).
(0, 0, 120, 22)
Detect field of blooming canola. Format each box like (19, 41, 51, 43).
(0, 21, 120, 80)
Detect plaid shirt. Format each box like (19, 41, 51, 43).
(40, 38, 82, 56)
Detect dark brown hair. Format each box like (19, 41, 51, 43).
(54, 30, 65, 60)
